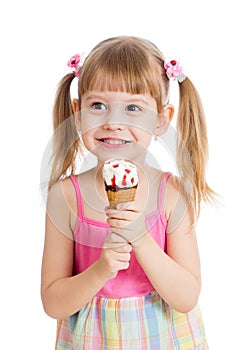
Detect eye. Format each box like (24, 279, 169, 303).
(90, 102, 107, 110)
(126, 104, 142, 112)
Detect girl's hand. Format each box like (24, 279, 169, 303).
(104, 202, 148, 247)
(97, 244, 132, 280)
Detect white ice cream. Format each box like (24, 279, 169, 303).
(103, 159, 138, 188)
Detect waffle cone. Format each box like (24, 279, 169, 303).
(106, 187, 137, 208)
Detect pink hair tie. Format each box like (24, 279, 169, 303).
(67, 53, 84, 77)
(164, 60, 186, 83)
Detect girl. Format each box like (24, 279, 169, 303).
(41, 36, 214, 349)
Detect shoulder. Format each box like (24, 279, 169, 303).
(47, 176, 77, 218)
(147, 168, 179, 218)
(163, 174, 195, 232)
(164, 173, 181, 198)
(161, 173, 178, 218)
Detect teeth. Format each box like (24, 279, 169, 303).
(102, 139, 128, 145)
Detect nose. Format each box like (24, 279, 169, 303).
(103, 121, 125, 131)
(103, 104, 126, 130)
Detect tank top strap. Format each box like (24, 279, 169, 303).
(70, 175, 83, 218)
(158, 172, 171, 211)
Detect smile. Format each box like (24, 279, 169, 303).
(97, 138, 132, 148)
(98, 138, 131, 145)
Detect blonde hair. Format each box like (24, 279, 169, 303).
(49, 36, 215, 216)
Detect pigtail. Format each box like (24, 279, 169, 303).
(177, 77, 215, 217)
(49, 73, 79, 189)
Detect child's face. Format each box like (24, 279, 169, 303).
(75, 91, 172, 162)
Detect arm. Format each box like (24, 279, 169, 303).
(132, 230, 201, 313)
(41, 179, 131, 319)
(132, 177, 201, 313)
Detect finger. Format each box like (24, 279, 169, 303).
(116, 202, 139, 211)
(103, 241, 128, 249)
(107, 218, 130, 228)
(105, 203, 139, 214)
(113, 244, 132, 253)
(106, 210, 138, 221)
(106, 205, 140, 217)
(116, 252, 131, 262)
(117, 261, 130, 270)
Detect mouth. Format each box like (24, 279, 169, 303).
(97, 138, 132, 148)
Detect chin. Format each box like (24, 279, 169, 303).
(92, 145, 148, 165)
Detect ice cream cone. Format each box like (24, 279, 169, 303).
(106, 186, 137, 208)
(103, 159, 138, 209)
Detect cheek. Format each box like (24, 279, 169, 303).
(141, 133, 152, 148)
(129, 113, 158, 138)
(130, 127, 153, 146)
(80, 129, 96, 150)
(80, 108, 106, 135)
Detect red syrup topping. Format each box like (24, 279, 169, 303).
(122, 175, 127, 186)
(113, 164, 119, 168)
(111, 175, 116, 186)
(131, 177, 134, 184)
(125, 168, 131, 174)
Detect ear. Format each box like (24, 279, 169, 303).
(155, 104, 174, 136)
(72, 98, 80, 131)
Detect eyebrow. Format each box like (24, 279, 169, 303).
(125, 97, 150, 106)
(85, 94, 150, 106)
(86, 94, 105, 101)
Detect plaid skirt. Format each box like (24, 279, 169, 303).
(55, 292, 208, 350)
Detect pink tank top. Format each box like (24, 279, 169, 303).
(70, 172, 170, 298)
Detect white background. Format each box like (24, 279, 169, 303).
(1, 0, 232, 348)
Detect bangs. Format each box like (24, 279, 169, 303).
(78, 38, 163, 107)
